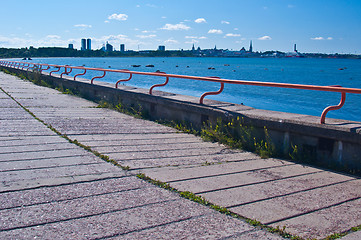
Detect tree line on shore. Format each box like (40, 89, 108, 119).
(0, 47, 359, 59)
(0, 47, 193, 58)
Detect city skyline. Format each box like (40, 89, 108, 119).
(1, 0, 361, 54)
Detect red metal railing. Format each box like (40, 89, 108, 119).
(1, 60, 361, 124)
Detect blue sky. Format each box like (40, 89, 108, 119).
(1, 0, 360, 53)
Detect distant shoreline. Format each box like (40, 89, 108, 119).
(1, 47, 360, 60)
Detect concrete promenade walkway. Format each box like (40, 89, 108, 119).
(0, 71, 360, 239)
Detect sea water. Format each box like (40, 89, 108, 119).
(30, 57, 361, 122)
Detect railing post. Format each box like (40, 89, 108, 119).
(320, 86, 346, 124)
(74, 69, 87, 80)
(149, 72, 169, 94)
(60, 66, 73, 78)
(115, 70, 132, 88)
(50, 67, 61, 76)
(199, 77, 224, 104)
(91, 71, 106, 84)
(40, 65, 50, 73)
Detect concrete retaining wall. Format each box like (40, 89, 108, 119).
(2, 66, 361, 174)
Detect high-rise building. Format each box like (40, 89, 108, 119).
(294, 44, 298, 52)
(249, 41, 253, 52)
(81, 39, 86, 51)
(158, 45, 165, 51)
(120, 44, 125, 52)
(87, 39, 91, 50)
(106, 42, 113, 52)
(68, 44, 74, 49)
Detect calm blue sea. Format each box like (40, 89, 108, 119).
(28, 57, 361, 122)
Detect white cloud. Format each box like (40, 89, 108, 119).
(108, 13, 128, 21)
(46, 35, 61, 39)
(0, 35, 76, 48)
(102, 34, 128, 41)
(258, 35, 272, 40)
(136, 4, 140, 7)
(142, 30, 156, 33)
(185, 36, 207, 40)
(185, 39, 199, 44)
(221, 20, 230, 24)
(195, 18, 207, 24)
(288, 4, 295, 8)
(161, 16, 167, 19)
(164, 38, 179, 44)
(225, 33, 241, 37)
(311, 36, 333, 40)
(234, 28, 239, 31)
(136, 34, 157, 38)
(93, 34, 145, 49)
(104, 20, 110, 23)
(146, 4, 157, 8)
(208, 29, 223, 34)
(311, 37, 324, 40)
(161, 23, 190, 30)
(74, 24, 92, 28)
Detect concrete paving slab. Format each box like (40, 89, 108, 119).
(0, 172, 126, 193)
(0, 142, 79, 154)
(121, 152, 261, 170)
(270, 198, 361, 239)
(341, 230, 361, 240)
(0, 98, 19, 107)
(119, 214, 280, 240)
(0, 162, 120, 183)
(0, 148, 92, 162)
(0, 187, 179, 231)
(163, 164, 322, 194)
(96, 143, 223, 155)
(200, 170, 353, 207)
(67, 132, 192, 142)
(0, 176, 146, 209)
(82, 137, 204, 148)
(0, 131, 56, 137)
(140, 158, 290, 182)
(0, 135, 68, 147)
(105, 146, 238, 161)
(230, 179, 361, 224)
(0, 199, 209, 239)
(0, 155, 106, 172)
(0, 119, 44, 126)
(91, 141, 224, 153)
(52, 128, 176, 135)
